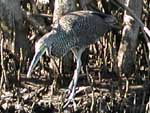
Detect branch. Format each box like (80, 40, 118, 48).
(22, 10, 52, 34)
(110, 0, 150, 38)
(110, 0, 150, 61)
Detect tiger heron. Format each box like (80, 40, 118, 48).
(27, 10, 117, 108)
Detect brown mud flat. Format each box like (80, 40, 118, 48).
(0, 71, 149, 113)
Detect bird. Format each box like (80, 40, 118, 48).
(27, 10, 117, 109)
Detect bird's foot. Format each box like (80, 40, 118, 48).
(63, 69, 79, 110)
(63, 77, 79, 110)
(63, 98, 77, 110)
(63, 87, 77, 110)
(65, 80, 73, 94)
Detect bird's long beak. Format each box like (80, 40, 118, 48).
(27, 45, 47, 78)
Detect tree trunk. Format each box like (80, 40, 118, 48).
(53, 0, 76, 22)
(0, 0, 31, 68)
(117, 0, 143, 76)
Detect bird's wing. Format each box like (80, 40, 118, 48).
(58, 11, 114, 47)
(49, 11, 116, 57)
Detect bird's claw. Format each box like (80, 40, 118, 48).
(63, 79, 78, 110)
(63, 95, 77, 110)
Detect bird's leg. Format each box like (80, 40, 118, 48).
(67, 49, 79, 92)
(67, 48, 84, 94)
(64, 48, 85, 109)
(68, 53, 81, 98)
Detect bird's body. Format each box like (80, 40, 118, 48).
(27, 10, 117, 109)
(37, 11, 116, 58)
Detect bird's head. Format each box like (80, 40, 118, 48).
(27, 31, 56, 78)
